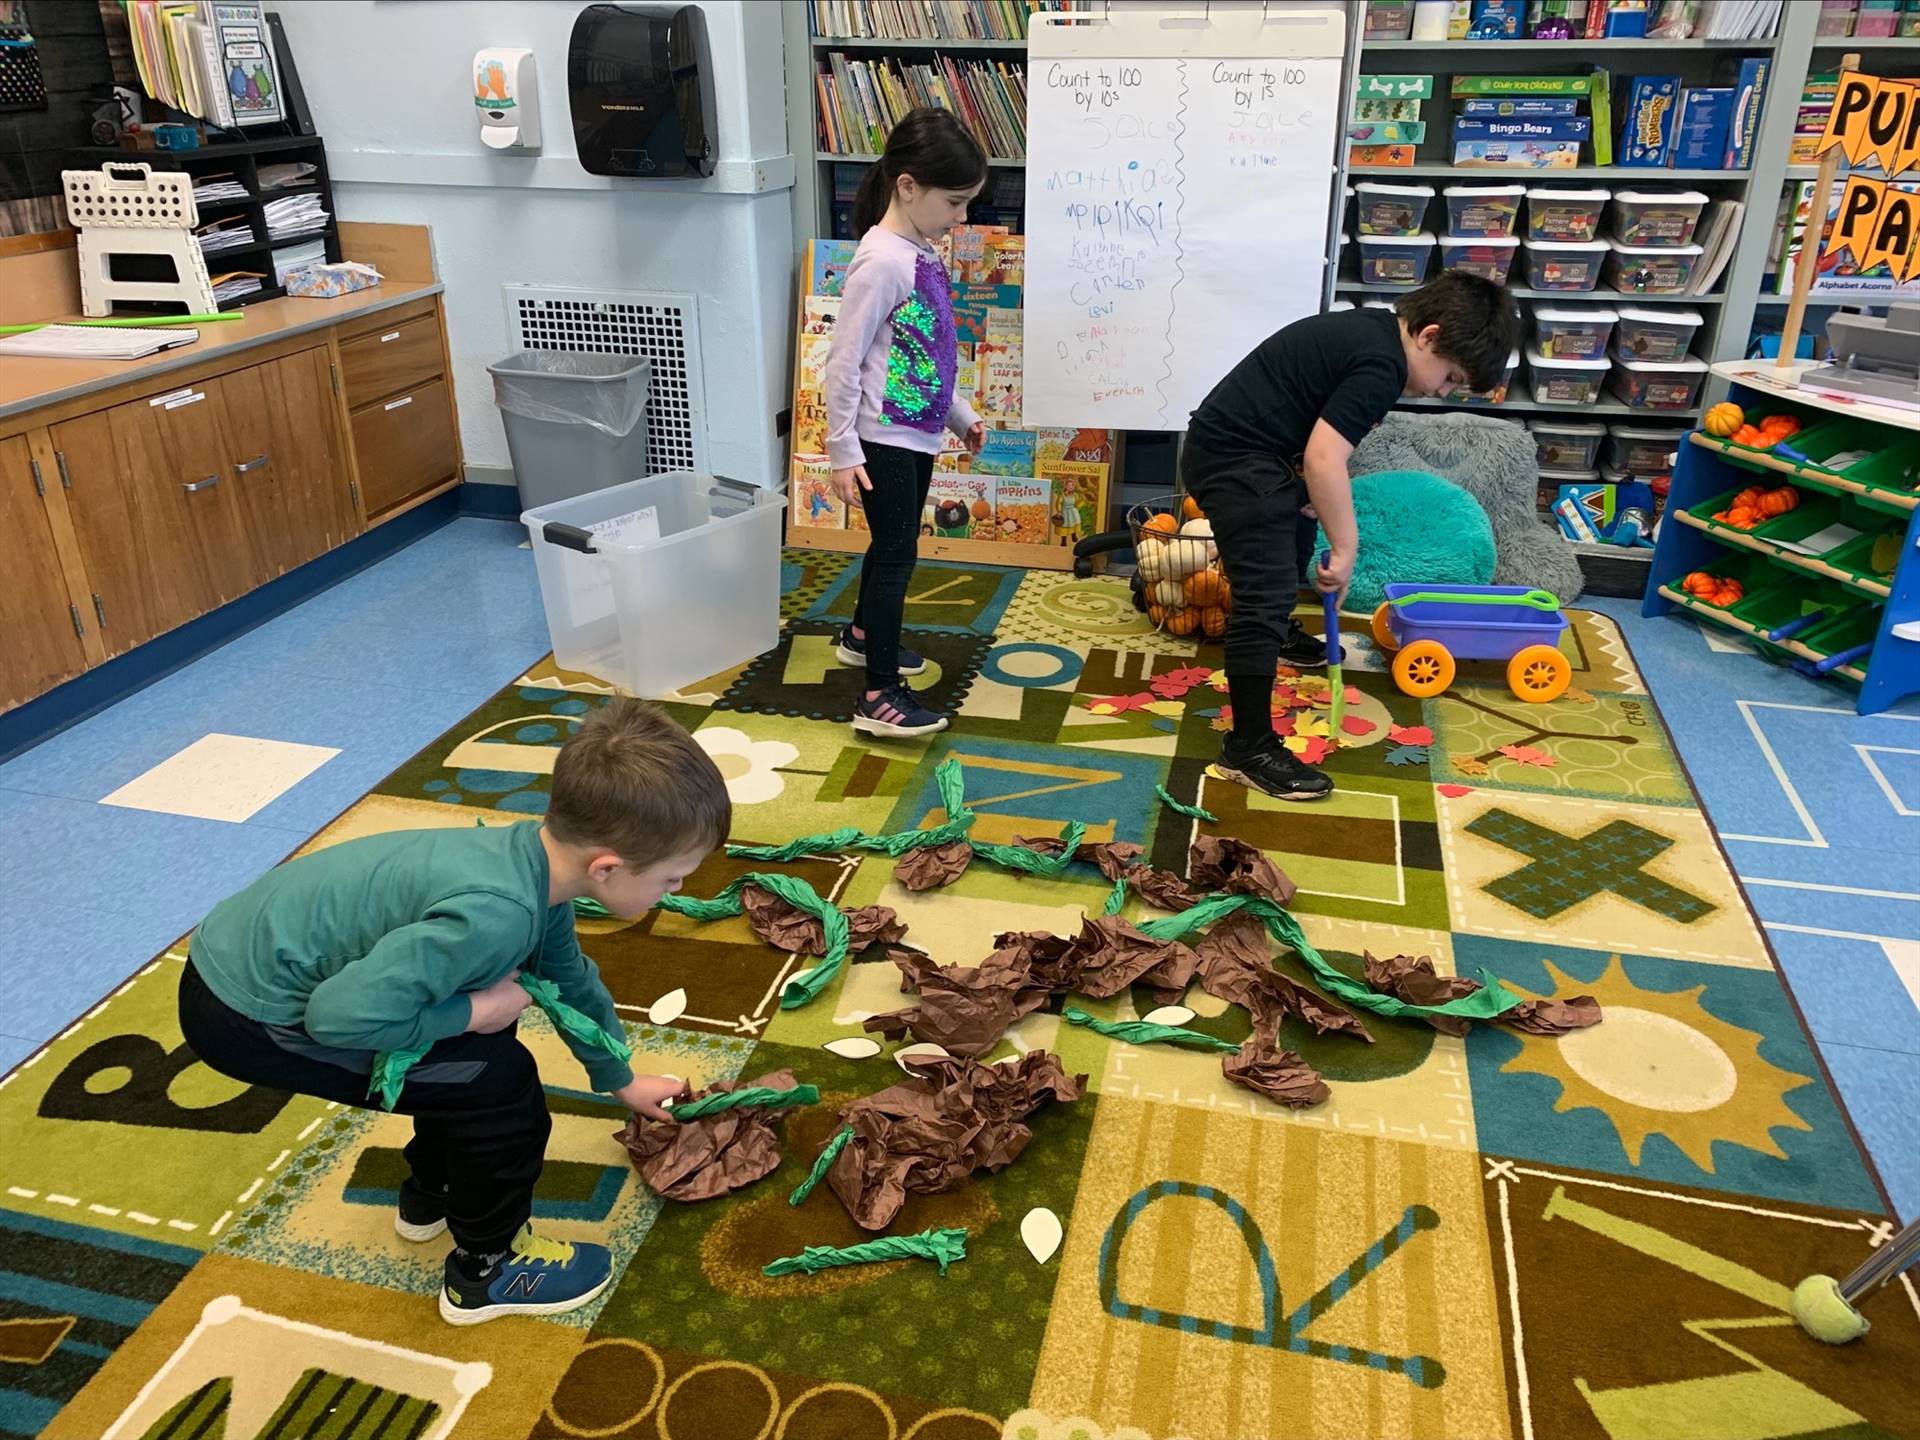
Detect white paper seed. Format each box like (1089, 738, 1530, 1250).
(822, 1036, 883, 1060)
(895, 1042, 951, 1072)
(1021, 1207, 1064, 1264)
(646, 988, 688, 1025)
(1142, 1005, 1196, 1027)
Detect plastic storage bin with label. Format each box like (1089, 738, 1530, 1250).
(1354, 181, 1435, 235)
(1610, 189, 1708, 247)
(1605, 422, 1685, 475)
(1529, 348, 1609, 406)
(1524, 238, 1608, 291)
(1526, 187, 1609, 242)
(522, 472, 787, 697)
(1607, 354, 1706, 410)
(1604, 241, 1702, 295)
(1443, 183, 1525, 236)
(1614, 306, 1703, 361)
(1436, 347, 1519, 405)
(1533, 305, 1617, 359)
(1438, 233, 1519, 283)
(1529, 418, 1607, 470)
(1359, 232, 1436, 286)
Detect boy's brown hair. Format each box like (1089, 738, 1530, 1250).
(1394, 272, 1523, 393)
(547, 699, 730, 866)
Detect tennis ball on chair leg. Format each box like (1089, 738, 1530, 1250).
(1791, 1275, 1870, 1344)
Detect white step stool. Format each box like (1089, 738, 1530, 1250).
(61, 163, 218, 318)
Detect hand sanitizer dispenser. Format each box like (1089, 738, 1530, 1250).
(475, 48, 540, 151)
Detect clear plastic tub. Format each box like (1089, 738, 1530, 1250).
(489, 350, 652, 510)
(1610, 188, 1709, 247)
(1359, 232, 1437, 285)
(1606, 354, 1708, 410)
(1529, 418, 1607, 470)
(1354, 181, 1435, 235)
(522, 472, 788, 697)
(1614, 305, 1703, 361)
(1524, 237, 1609, 291)
(1437, 347, 1520, 404)
(1604, 240, 1703, 295)
(1443, 183, 1526, 237)
(1438, 232, 1520, 283)
(1528, 348, 1610, 406)
(1604, 422, 1686, 475)
(1526, 186, 1610, 242)
(1532, 305, 1618, 360)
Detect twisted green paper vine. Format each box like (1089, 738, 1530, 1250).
(1063, 1006, 1240, 1052)
(788, 1123, 854, 1206)
(762, 1226, 970, 1277)
(668, 1084, 819, 1121)
(727, 759, 976, 861)
(657, 871, 849, 1008)
(1154, 784, 1218, 823)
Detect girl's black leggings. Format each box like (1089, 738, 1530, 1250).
(850, 440, 936, 690)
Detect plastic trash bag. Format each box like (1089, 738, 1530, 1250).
(489, 351, 650, 438)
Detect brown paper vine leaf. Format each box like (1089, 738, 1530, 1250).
(1188, 835, 1297, 907)
(1452, 755, 1492, 778)
(893, 839, 974, 892)
(1222, 1040, 1330, 1108)
(616, 1069, 804, 1202)
(1363, 952, 1482, 1038)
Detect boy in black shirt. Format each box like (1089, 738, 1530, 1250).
(1184, 273, 1520, 801)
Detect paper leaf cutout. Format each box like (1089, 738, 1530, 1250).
(1021, 1207, 1064, 1264)
(1142, 1005, 1197, 1026)
(822, 1036, 883, 1060)
(1436, 783, 1474, 797)
(1270, 712, 1297, 737)
(1384, 744, 1430, 766)
(1169, 665, 1214, 687)
(1340, 714, 1377, 737)
(1389, 724, 1434, 746)
(1210, 713, 1234, 733)
(1295, 735, 1332, 764)
(1499, 744, 1557, 768)
(1294, 714, 1331, 738)
(1345, 685, 1365, 705)
(1452, 756, 1491, 778)
(646, 988, 689, 1025)
(894, 1042, 952, 1072)
(1562, 686, 1596, 706)
(1089, 692, 1157, 716)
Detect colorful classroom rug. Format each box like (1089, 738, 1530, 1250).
(4, 554, 1915, 1440)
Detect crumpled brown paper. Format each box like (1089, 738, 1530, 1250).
(1065, 915, 1200, 1005)
(893, 839, 974, 892)
(1502, 995, 1603, 1035)
(1188, 835, 1298, 907)
(742, 885, 906, 956)
(1363, 952, 1485, 1037)
(863, 945, 1053, 1057)
(828, 1050, 1086, 1231)
(1222, 1039, 1330, 1108)
(991, 928, 1083, 993)
(1195, 913, 1373, 1044)
(616, 1069, 802, 1202)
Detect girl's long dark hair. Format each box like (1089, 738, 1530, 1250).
(852, 105, 988, 237)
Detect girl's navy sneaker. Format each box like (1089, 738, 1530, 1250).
(835, 626, 928, 676)
(852, 683, 949, 739)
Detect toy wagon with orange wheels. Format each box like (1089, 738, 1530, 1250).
(1369, 584, 1572, 703)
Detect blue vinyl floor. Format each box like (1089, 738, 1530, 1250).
(0, 525, 1912, 1219)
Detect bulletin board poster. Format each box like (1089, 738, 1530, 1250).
(1022, 4, 1346, 431)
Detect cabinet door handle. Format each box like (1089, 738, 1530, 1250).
(379, 330, 402, 343)
(182, 475, 221, 493)
(384, 395, 413, 411)
(234, 454, 271, 473)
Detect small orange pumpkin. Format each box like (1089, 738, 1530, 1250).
(1704, 402, 1744, 437)
(1143, 512, 1179, 536)
(1166, 608, 1201, 637)
(1184, 569, 1225, 607)
(1201, 606, 1227, 637)
(1148, 602, 1167, 626)
(1181, 495, 1205, 522)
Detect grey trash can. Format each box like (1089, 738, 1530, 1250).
(488, 350, 652, 509)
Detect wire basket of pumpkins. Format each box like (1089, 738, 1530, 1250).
(1129, 494, 1231, 639)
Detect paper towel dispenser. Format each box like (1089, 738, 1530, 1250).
(569, 3, 717, 178)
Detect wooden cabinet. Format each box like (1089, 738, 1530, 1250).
(0, 437, 88, 709)
(350, 376, 458, 518)
(2, 290, 461, 717)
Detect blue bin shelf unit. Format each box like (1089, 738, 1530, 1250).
(1642, 360, 1920, 717)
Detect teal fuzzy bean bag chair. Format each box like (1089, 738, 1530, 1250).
(1314, 468, 1496, 614)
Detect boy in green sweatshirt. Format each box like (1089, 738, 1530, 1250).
(179, 699, 730, 1325)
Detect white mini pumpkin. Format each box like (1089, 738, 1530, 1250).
(1135, 536, 1169, 584)
(1163, 536, 1214, 580)
(1149, 579, 1184, 608)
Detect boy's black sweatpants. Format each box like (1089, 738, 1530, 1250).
(178, 959, 549, 1256)
(1180, 436, 1318, 711)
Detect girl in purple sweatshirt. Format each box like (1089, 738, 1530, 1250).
(824, 107, 987, 738)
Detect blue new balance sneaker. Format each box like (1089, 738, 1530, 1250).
(834, 626, 928, 676)
(439, 1225, 613, 1325)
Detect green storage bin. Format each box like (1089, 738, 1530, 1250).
(1715, 405, 1812, 452)
(1826, 527, 1905, 586)
(1666, 551, 1772, 608)
(1726, 575, 1851, 640)
(1748, 494, 1845, 552)
(1782, 417, 1920, 501)
(1797, 603, 1883, 671)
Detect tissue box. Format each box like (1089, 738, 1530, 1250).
(282, 262, 383, 298)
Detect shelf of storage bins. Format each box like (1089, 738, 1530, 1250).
(1396, 395, 1701, 418)
(1364, 39, 1777, 53)
(1810, 37, 1920, 50)
(823, 152, 1027, 166)
(1346, 165, 1752, 179)
(1336, 280, 1723, 304)
(1644, 361, 1920, 714)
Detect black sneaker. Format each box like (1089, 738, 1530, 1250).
(835, 627, 928, 676)
(1214, 735, 1335, 802)
(1276, 621, 1332, 671)
(852, 683, 949, 739)
(395, 1178, 448, 1243)
(440, 1226, 613, 1326)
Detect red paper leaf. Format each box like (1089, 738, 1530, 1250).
(1340, 714, 1377, 737)
(1345, 685, 1365, 705)
(1389, 724, 1433, 746)
(1436, 783, 1473, 798)
(1169, 665, 1214, 687)
(1295, 736, 1332, 764)
(1090, 692, 1157, 715)
(1498, 744, 1557, 768)
(1270, 711, 1297, 737)
(1150, 675, 1193, 699)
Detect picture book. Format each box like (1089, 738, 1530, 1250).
(929, 475, 995, 539)
(994, 477, 1052, 545)
(1036, 427, 1116, 467)
(809, 238, 857, 298)
(792, 458, 846, 529)
(1039, 460, 1105, 546)
(973, 427, 1036, 476)
(953, 282, 1022, 345)
(945, 225, 1009, 280)
(983, 307, 1022, 343)
(977, 337, 1023, 425)
(799, 295, 840, 336)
